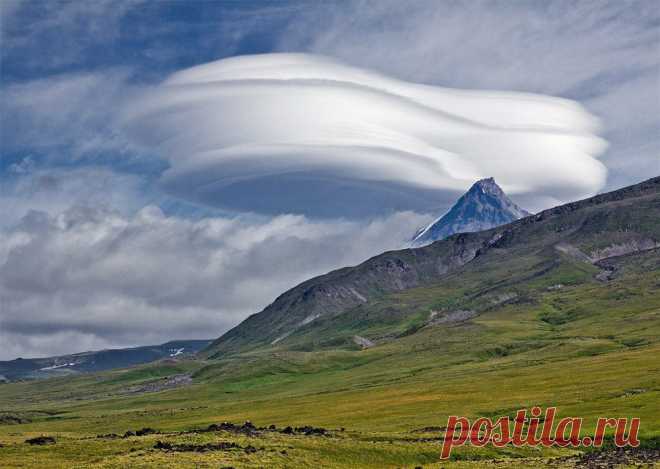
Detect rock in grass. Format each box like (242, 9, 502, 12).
(25, 436, 55, 445)
(154, 440, 243, 453)
(135, 427, 157, 436)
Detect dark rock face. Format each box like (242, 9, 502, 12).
(412, 177, 530, 246)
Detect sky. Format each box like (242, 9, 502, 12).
(0, 0, 658, 360)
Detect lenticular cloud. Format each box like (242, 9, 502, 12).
(124, 53, 607, 216)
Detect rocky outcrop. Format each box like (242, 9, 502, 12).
(353, 335, 375, 349)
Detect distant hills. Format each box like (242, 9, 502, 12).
(411, 177, 530, 246)
(205, 176, 660, 357)
(0, 340, 211, 382)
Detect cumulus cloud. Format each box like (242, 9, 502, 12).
(122, 53, 607, 216)
(0, 205, 430, 359)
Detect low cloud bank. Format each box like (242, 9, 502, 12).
(0, 205, 430, 359)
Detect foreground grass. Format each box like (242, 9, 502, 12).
(1, 342, 657, 468)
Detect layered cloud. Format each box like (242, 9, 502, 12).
(123, 53, 607, 215)
(279, 1, 658, 194)
(0, 205, 429, 359)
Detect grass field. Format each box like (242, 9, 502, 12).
(1, 247, 659, 467)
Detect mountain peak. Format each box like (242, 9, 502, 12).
(412, 177, 530, 246)
(475, 176, 495, 185)
(470, 177, 503, 196)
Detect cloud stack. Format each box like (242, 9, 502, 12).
(124, 53, 607, 216)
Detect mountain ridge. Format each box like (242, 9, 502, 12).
(0, 339, 212, 382)
(205, 176, 660, 357)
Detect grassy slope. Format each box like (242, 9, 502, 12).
(0, 248, 658, 467)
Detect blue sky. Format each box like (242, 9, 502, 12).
(0, 0, 658, 359)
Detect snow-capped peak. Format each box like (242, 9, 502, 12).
(411, 178, 530, 246)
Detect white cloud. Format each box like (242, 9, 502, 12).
(280, 1, 658, 96)
(0, 205, 430, 359)
(2, 70, 138, 159)
(277, 0, 659, 192)
(0, 166, 148, 228)
(1, 0, 145, 70)
(122, 53, 606, 215)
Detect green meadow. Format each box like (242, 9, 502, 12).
(1, 248, 658, 467)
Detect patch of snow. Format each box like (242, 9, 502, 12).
(411, 209, 450, 245)
(271, 330, 293, 345)
(40, 362, 76, 371)
(301, 312, 322, 326)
